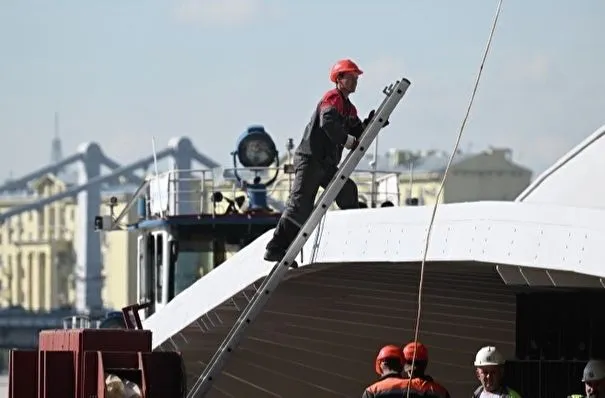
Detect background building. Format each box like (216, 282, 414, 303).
(373, 147, 533, 205)
(0, 174, 138, 311)
(271, 146, 533, 207)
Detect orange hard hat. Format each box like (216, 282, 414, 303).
(403, 341, 429, 362)
(329, 59, 363, 83)
(375, 345, 404, 375)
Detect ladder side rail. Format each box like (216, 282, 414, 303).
(188, 78, 412, 398)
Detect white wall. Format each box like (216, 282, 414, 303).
(0, 374, 8, 398)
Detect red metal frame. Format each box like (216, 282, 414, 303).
(8, 304, 185, 398)
(122, 302, 152, 329)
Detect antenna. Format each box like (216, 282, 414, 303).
(151, 137, 165, 218)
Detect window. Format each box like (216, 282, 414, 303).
(38, 253, 46, 309)
(49, 208, 56, 239)
(38, 209, 45, 240)
(38, 209, 45, 226)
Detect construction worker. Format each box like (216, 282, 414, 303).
(568, 359, 605, 398)
(472, 346, 521, 398)
(263, 59, 387, 262)
(401, 341, 451, 398)
(362, 344, 408, 397)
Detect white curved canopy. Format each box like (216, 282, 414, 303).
(144, 200, 605, 348)
(517, 123, 605, 208)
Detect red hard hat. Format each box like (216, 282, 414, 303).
(403, 341, 429, 362)
(329, 59, 363, 83)
(375, 345, 404, 375)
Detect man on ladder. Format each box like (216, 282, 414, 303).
(264, 59, 387, 262)
(186, 68, 410, 398)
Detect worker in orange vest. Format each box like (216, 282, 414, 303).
(401, 341, 451, 398)
(362, 345, 408, 397)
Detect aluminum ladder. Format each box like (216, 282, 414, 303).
(187, 77, 412, 398)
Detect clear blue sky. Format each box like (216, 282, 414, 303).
(1, 0, 604, 178)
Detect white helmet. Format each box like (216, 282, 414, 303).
(474, 346, 505, 367)
(582, 360, 605, 382)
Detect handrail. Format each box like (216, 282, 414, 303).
(142, 167, 410, 217)
(149, 166, 409, 178)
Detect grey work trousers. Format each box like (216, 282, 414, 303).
(266, 154, 359, 253)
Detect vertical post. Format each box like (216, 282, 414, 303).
(151, 137, 165, 218)
(168, 137, 199, 293)
(409, 161, 415, 199)
(286, 138, 294, 193)
(170, 160, 179, 215)
(396, 172, 402, 206)
(169, 137, 195, 215)
(136, 234, 148, 309)
(170, 169, 178, 216)
(370, 136, 379, 208)
(75, 142, 104, 317)
(161, 230, 170, 305)
(200, 171, 207, 213)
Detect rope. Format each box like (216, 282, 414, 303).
(405, 1, 505, 395)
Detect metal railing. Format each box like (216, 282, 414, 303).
(143, 167, 411, 217)
(62, 314, 101, 329)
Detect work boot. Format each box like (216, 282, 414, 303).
(263, 248, 285, 262)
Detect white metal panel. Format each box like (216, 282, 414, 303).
(148, 174, 170, 214)
(517, 124, 605, 208)
(376, 173, 400, 205)
(143, 230, 276, 348)
(0, 375, 7, 398)
(144, 200, 605, 348)
(312, 202, 605, 276)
